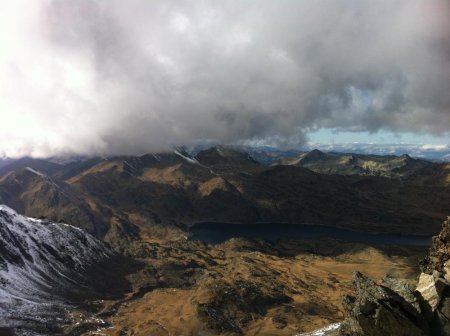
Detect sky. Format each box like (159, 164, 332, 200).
(0, 0, 449, 158)
(308, 129, 450, 145)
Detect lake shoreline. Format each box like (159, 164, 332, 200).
(188, 222, 432, 246)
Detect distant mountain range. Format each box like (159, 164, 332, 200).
(0, 145, 449, 335)
(305, 143, 450, 161)
(274, 150, 435, 178)
(0, 146, 448, 253)
(245, 143, 450, 164)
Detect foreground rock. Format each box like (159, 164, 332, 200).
(339, 272, 428, 335)
(337, 217, 450, 336)
(418, 216, 450, 335)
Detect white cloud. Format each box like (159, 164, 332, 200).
(171, 13, 192, 33)
(0, 0, 448, 157)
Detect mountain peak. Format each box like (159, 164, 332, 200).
(307, 148, 326, 156)
(298, 149, 328, 164)
(0, 157, 62, 178)
(173, 147, 199, 165)
(400, 153, 413, 161)
(195, 146, 258, 166)
(0, 204, 17, 217)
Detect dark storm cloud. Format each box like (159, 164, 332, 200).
(0, 0, 448, 157)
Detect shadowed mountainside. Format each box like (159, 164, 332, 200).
(1, 147, 448, 335)
(0, 147, 448, 251)
(0, 205, 137, 335)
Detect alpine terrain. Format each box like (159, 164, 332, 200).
(0, 147, 448, 335)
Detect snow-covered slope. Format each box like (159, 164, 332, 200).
(0, 205, 113, 334)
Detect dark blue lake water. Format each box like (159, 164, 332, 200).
(189, 222, 432, 246)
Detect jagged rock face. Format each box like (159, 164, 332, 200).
(339, 272, 428, 336)
(417, 216, 450, 335)
(421, 217, 450, 275)
(415, 273, 446, 314)
(337, 217, 450, 336)
(0, 205, 113, 335)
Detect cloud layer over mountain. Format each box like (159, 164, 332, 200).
(0, 0, 449, 157)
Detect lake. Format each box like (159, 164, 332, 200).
(189, 222, 432, 246)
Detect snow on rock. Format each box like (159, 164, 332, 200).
(0, 205, 114, 334)
(294, 323, 341, 336)
(24, 167, 46, 177)
(24, 166, 61, 190)
(173, 148, 200, 165)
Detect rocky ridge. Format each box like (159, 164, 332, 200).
(418, 216, 450, 335)
(0, 205, 118, 335)
(1, 147, 448, 251)
(331, 217, 450, 336)
(277, 149, 433, 179)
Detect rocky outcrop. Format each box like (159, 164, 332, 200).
(416, 273, 446, 314)
(339, 272, 428, 336)
(337, 217, 450, 336)
(197, 278, 292, 335)
(421, 217, 450, 275)
(418, 216, 450, 335)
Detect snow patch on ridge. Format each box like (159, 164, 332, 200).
(24, 167, 46, 177)
(24, 166, 62, 191)
(0, 205, 113, 333)
(174, 148, 199, 165)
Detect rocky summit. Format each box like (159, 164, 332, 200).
(329, 217, 450, 336)
(418, 216, 450, 335)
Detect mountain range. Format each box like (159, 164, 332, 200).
(0, 145, 449, 335)
(0, 146, 448, 252)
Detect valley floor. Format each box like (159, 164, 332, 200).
(66, 238, 427, 336)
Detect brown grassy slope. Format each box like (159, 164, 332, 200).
(76, 239, 426, 336)
(0, 152, 448, 247)
(40, 160, 450, 239)
(0, 168, 104, 234)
